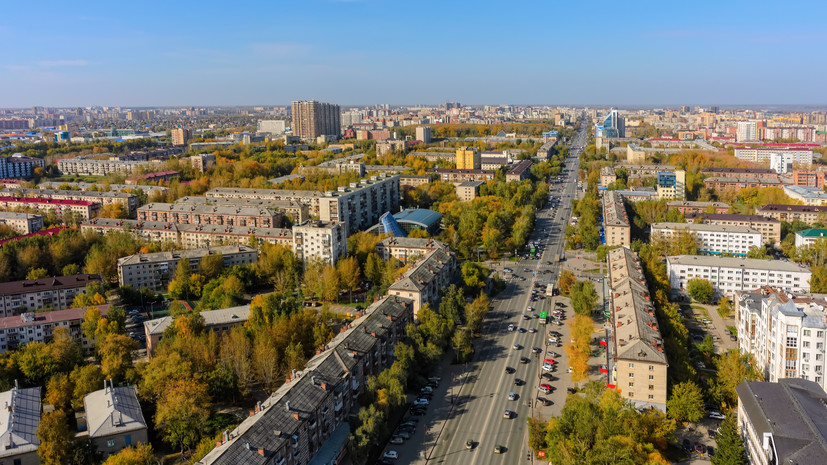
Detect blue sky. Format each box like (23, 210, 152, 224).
(2, 0, 826, 107)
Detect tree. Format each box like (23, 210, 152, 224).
(687, 278, 715, 303)
(571, 280, 599, 316)
(666, 381, 705, 424)
(17, 341, 56, 385)
(45, 373, 74, 412)
(101, 444, 155, 465)
(252, 336, 280, 391)
(713, 415, 748, 465)
(50, 326, 83, 372)
(70, 364, 104, 409)
(557, 270, 575, 295)
(198, 253, 224, 280)
(321, 264, 340, 302)
(37, 410, 72, 465)
(301, 258, 325, 300)
(461, 261, 487, 292)
(62, 263, 81, 276)
(712, 350, 761, 409)
(746, 245, 770, 259)
(155, 378, 210, 453)
(364, 252, 383, 286)
(336, 256, 360, 302)
(98, 334, 137, 383)
(220, 327, 254, 396)
(451, 328, 473, 362)
(27, 267, 49, 280)
(717, 298, 733, 318)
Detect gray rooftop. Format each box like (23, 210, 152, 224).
(118, 245, 256, 267)
(144, 305, 251, 336)
(667, 255, 810, 272)
(84, 382, 147, 438)
(651, 222, 760, 235)
(736, 378, 827, 465)
(0, 386, 41, 458)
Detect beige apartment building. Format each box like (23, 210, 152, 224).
(0, 211, 43, 234)
(455, 180, 484, 201)
(377, 237, 450, 263)
(189, 153, 216, 173)
(7, 188, 139, 216)
(600, 166, 617, 188)
(56, 158, 160, 176)
(138, 203, 282, 228)
(175, 196, 309, 223)
(607, 247, 668, 412)
(117, 245, 258, 292)
(506, 159, 533, 182)
(757, 204, 827, 224)
(431, 169, 495, 183)
(291, 100, 341, 139)
(602, 191, 631, 246)
(171, 128, 191, 146)
(388, 246, 457, 317)
(292, 220, 347, 265)
(683, 213, 781, 245)
(0, 196, 99, 220)
(0, 305, 108, 353)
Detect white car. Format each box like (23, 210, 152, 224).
(708, 411, 726, 420)
(413, 398, 429, 406)
(383, 451, 398, 459)
(507, 324, 515, 332)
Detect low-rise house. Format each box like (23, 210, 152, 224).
(84, 381, 148, 457)
(0, 385, 41, 465)
(376, 237, 449, 263)
(144, 305, 250, 356)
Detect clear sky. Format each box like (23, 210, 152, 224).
(2, 0, 826, 107)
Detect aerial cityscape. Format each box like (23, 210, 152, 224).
(1, 1, 827, 465)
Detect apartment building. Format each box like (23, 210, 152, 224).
(606, 247, 668, 412)
(138, 203, 282, 228)
(618, 164, 678, 180)
(38, 181, 169, 196)
(626, 144, 646, 163)
(0, 154, 45, 179)
(197, 296, 414, 465)
(171, 128, 191, 146)
(794, 228, 827, 248)
(0, 273, 102, 316)
(666, 255, 810, 298)
(0, 211, 43, 234)
(602, 191, 631, 246)
(317, 175, 400, 235)
(683, 213, 781, 245)
(455, 180, 484, 201)
(84, 381, 148, 458)
(175, 196, 308, 223)
(376, 140, 406, 156)
(0, 305, 108, 353)
(699, 167, 779, 179)
(57, 158, 160, 176)
(291, 100, 341, 139)
(505, 159, 533, 182)
(757, 204, 827, 224)
(377, 237, 449, 263)
(736, 379, 827, 465)
(651, 222, 762, 256)
(117, 246, 258, 292)
(144, 305, 251, 356)
(7, 188, 139, 216)
(784, 185, 827, 206)
(792, 170, 825, 189)
(455, 146, 481, 170)
(415, 126, 431, 143)
(190, 153, 216, 173)
(298, 159, 366, 177)
(292, 220, 347, 266)
(0, 196, 99, 220)
(666, 201, 729, 215)
(430, 169, 495, 183)
(388, 246, 457, 317)
(0, 386, 41, 465)
(599, 166, 617, 188)
(399, 174, 431, 188)
(703, 176, 783, 191)
(736, 121, 757, 142)
(735, 147, 813, 167)
(737, 289, 827, 389)
(656, 169, 686, 200)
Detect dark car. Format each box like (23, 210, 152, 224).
(707, 446, 715, 457)
(519, 357, 530, 364)
(513, 378, 524, 386)
(537, 397, 552, 406)
(566, 387, 578, 394)
(505, 366, 515, 374)
(708, 429, 717, 439)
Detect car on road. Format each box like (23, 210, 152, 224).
(708, 411, 726, 420)
(508, 392, 517, 401)
(519, 357, 530, 364)
(413, 398, 429, 406)
(390, 436, 404, 445)
(505, 366, 515, 374)
(518, 327, 526, 333)
(493, 445, 504, 454)
(410, 408, 426, 416)
(532, 346, 543, 354)
(512, 343, 521, 350)
(527, 327, 537, 333)
(383, 451, 398, 459)
(503, 409, 512, 418)
(514, 378, 524, 386)
(507, 324, 515, 331)
(465, 440, 474, 450)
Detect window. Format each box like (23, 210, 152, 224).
(649, 365, 654, 371)
(628, 363, 634, 368)
(107, 440, 116, 448)
(649, 375, 654, 380)
(629, 373, 634, 378)
(648, 395, 654, 400)
(649, 385, 654, 390)
(629, 382, 634, 387)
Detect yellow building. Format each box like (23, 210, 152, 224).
(455, 146, 480, 170)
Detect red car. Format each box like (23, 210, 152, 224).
(538, 384, 553, 393)
(543, 358, 557, 365)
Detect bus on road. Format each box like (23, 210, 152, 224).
(539, 310, 548, 325)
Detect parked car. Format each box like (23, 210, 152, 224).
(538, 384, 552, 393)
(390, 436, 404, 445)
(507, 324, 515, 331)
(708, 411, 726, 420)
(383, 451, 398, 459)
(537, 397, 551, 406)
(413, 398, 429, 406)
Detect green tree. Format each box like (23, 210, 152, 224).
(460, 261, 487, 292)
(27, 267, 49, 280)
(717, 298, 733, 318)
(711, 350, 762, 409)
(98, 334, 137, 383)
(101, 444, 155, 465)
(336, 256, 360, 302)
(571, 280, 599, 316)
(451, 328, 473, 362)
(69, 364, 105, 409)
(321, 264, 340, 302)
(666, 381, 705, 424)
(712, 415, 748, 465)
(17, 341, 56, 385)
(687, 278, 715, 303)
(364, 252, 384, 286)
(197, 253, 224, 280)
(746, 245, 770, 259)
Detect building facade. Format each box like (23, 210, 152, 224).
(783, 185, 827, 206)
(599, 166, 617, 188)
(505, 159, 533, 182)
(415, 126, 431, 143)
(792, 170, 825, 189)
(0, 305, 108, 353)
(291, 100, 341, 139)
(84, 381, 148, 458)
(292, 221, 347, 266)
(56, 158, 160, 176)
(666, 201, 729, 215)
(757, 204, 827, 224)
(388, 247, 457, 317)
(138, 203, 282, 228)
(683, 213, 781, 245)
(117, 246, 258, 292)
(651, 222, 762, 256)
(7, 188, 139, 216)
(602, 191, 631, 246)
(144, 305, 250, 356)
(455, 146, 481, 170)
(606, 247, 668, 412)
(0, 155, 45, 179)
(666, 255, 811, 298)
(317, 175, 400, 235)
(0, 212, 43, 234)
(656, 169, 686, 200)
(0, 274, 103, 316)
(735, 147, 813, 167)
(430, 169, 495, 183)
(171, 128, 191, 146)
(794, 228, 827, 248)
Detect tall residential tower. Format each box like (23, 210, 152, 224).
(291, 100, 341, 140)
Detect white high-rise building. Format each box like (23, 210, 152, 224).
(416, 126, 432, 144)
(770, 152, 793, 174)
(256, 120, 286, 135)
(737, 121, 758, 142)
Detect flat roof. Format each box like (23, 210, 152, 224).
(393, 208, 443, 228)
(759, 204, 827, 213)
(667, 255, 810, 272)
(0, 387, 41, 458)
(651, 222, 760, 234)
(118, 245, 256, 266)
(684, 212, 779, 223)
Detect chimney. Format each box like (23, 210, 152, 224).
(285, 401, 290, 412)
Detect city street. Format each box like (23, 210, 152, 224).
(387, 118, 590, 465)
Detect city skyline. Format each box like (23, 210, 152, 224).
(2, 0, 827, 107)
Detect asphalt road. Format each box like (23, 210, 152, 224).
(388, 117, 590, 465)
